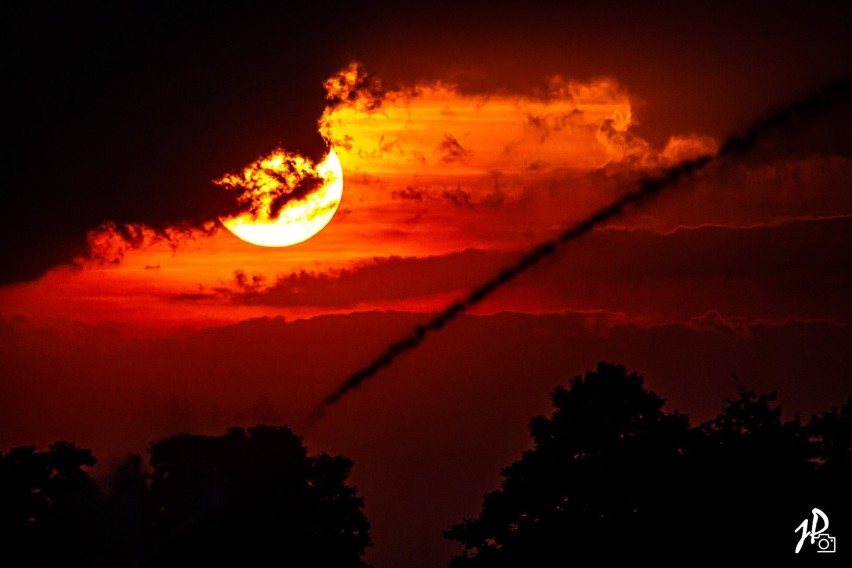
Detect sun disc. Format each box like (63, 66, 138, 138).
(221, 149, 344, 247)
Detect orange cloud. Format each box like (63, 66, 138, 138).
(75, 65, 723, 272)
(5, 64, 849, 333)
(320, 63, 713, 180)
(175, 216, 849, 325)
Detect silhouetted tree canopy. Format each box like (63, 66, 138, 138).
(0, 441, 104, 566)
(1, 368, 848, 565)
(445, 362, 851, 564)
(143, 425, 370, 567)
(0, 425, 371, 567)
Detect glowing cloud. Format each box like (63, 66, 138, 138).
(320, 63, 716, 180)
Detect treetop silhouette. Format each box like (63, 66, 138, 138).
(1, 425, 371, 568)
(445, 362, 850, 564)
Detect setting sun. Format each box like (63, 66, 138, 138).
(218, 148, 344, 247)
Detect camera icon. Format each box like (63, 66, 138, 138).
(815, 534, 836, 553)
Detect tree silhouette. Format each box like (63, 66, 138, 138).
(142, 425, 371, 567)
(445, 362, 850, 563)
(682, 384, 819, 556)
(805, 394, 852, 541)
(0, 441, 106, 566)
(1, 373, 847, 565)
(807, 395, 852, 481)
(1, 425, 371, 567)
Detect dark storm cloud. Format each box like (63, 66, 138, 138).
(2, 3, 361, 284)
(313, 79, 851, 417)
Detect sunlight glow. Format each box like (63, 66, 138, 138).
(219, 149, 344, 247)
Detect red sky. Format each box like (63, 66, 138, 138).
(3, 3, 851, 567)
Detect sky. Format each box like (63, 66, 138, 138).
(2, 2, 852, 566)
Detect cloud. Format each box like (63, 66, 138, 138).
(390, 186, 424, 201)
(214, 249, 507, 308)
(214, 149, 329, 223)
(85, 222, 219, 266)
(548, 216, 852, 321)
(4, 65, 667, 285)
(320, 72, 663, 176)
(9, 55, 846, 288)
(436, 134, 470, 164)
(203, 216, 852, 322)
(314, 79, 850, 414)
(2, 4, 364, 285)
(661, 134, 720, 163)
(388, 182, 502, 210)
(686, 310, 751, 336)
(6, 1, 852, 294)
(440, 186, 475, 208)
(323, 62, 387, 112)
(232, 270, 267, 292)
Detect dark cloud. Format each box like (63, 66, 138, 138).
(217, 155, 327, 220)
(5, 2, 851, 284)
(208, 216, 852, 321)
(436, 134, 470, 163)
(524, 160, 550, 172)
(232, 270, 267, 292)
(213, 250, 506, 308)
(350, 134, 407, 161)
(440, 186, 475, 208)
(544, 216, 852, 321)
(268, 170, 326, 218)
(390, 183, 505, 209)
(171, 292, 214, 303)
(390, 186, 424, 201)
(686, 310, 751, 336)
(2, 3, 360, 284)
(323, 62, 387, 112)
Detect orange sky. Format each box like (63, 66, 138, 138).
(6, 65, 849, 332)
(3, 5, 852, 566)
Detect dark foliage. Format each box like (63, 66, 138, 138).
(445, 362, 851, 563)
(0, 425, 371, 567)
(0, 442, 104, 566)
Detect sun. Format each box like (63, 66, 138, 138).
(219, 149, 344, 247)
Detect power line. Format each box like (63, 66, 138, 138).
(312, 78, 850, 420)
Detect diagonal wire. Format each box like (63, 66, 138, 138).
(312, 78, 850, 420)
